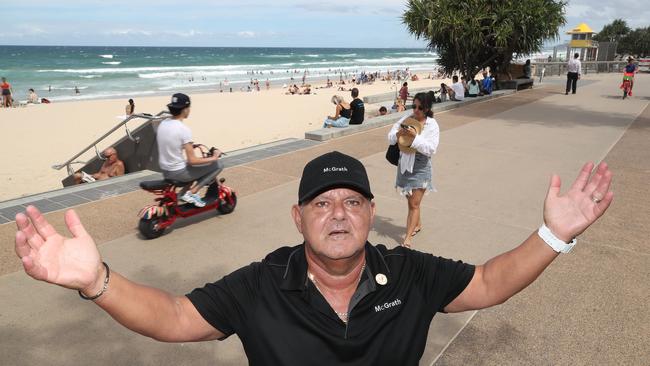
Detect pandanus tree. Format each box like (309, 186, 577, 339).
(402, 0, 566, 79)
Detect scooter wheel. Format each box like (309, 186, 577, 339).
(139, 217, 165, 239)
(217, 193, 237, 214)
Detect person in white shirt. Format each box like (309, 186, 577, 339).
(157, 93, 223, 207)
(450, 75, 465, 101)
(566, 53, 582, 95)
(387, 91, 440, 247)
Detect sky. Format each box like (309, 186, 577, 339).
(1, 0, 648, 48)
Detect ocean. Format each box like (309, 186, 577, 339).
(0, 46, 437, 102)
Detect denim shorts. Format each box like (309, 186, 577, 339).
(395, 153, 434, 196)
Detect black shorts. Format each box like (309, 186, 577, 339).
(1, 89, 10, 96)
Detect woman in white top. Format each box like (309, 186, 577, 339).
(387, 91, 440, 247)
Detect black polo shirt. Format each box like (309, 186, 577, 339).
(186, 242, 475, 365)
(349, 98, 365, 125)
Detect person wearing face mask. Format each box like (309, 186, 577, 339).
(387, 91, 440, 247)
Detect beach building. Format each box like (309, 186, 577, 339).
(566, 23, 599, 61)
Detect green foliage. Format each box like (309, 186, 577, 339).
(594, 19, 649, 56)
(593, 19, 630, 43)
(617, 27, 650, 57)
(402, 0, 566, 78)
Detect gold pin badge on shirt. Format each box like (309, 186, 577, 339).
(375, 273, 388, 285)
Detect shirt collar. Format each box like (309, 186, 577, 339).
(279, 241, 393, 292)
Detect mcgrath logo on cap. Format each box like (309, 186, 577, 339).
(172, 96, 178, 103)
(323, 166, 348, 173)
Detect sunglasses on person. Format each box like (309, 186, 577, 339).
(412, 104, 425, 111)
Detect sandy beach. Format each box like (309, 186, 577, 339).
(0, 75, 447, 202)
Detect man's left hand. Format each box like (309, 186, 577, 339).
(543, 162, 613, 242)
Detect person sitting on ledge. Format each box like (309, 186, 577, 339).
(322, 95, 351, 128)
(468, 79, 480, 97)
(450, 76, 464, 101)
(73, 147, 125, 184)
(480, 71, 493, 95)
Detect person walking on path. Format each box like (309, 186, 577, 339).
(566, 53, 582, 95)
(13, 150, 614, 365)
(388, 91, 439, 247)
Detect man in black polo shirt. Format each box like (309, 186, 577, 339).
(349, 88, 364, 125)
(14, 152, 614, 365)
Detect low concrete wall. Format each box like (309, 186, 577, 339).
(306, 90, 515, 142)
(362, 86, 435, 104)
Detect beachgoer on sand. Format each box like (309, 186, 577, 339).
(125, 99, 135, 115)
(28, 89, 40, 104)
(399, 82, 408, 104)
(1, 77, 13, 108)
(14, 149, 614, 364)
(156, 93, 223, 208)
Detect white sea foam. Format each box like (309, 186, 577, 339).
(79, 75, 102, 79)
(39, 64, 273, 74)
(102, 61, 122, 65)
(99, 54, 114, 59)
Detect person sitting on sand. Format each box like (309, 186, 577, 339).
(73, 147, 125, 184)
(322, 95, 351, 128)
(125, 99, 135, 115)
(27, 89, 40, 104)
(285, 84, 299, 95)
(299, 85, 312, 95)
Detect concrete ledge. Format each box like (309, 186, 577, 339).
(306, 89, 515, 142)
(497, 78, 534, 90)
(362, 86, 434, 104)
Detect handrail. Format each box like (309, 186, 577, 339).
(52, 110, 171, 175)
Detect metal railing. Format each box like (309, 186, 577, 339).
(534, 61, 633, 78)
(52, 110, 171, 176)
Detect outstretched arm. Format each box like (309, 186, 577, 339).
(445, 162, 613, 312)
(15, 206, 223, 342)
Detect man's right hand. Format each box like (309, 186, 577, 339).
(15, 206, 103, 295)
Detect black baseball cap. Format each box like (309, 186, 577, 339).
(167, 93, 191, 109)
(298, 151, 374, 205)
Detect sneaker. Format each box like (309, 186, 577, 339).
(180, 191, 206, 207)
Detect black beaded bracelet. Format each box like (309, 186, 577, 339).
(78, 262, 110, 300)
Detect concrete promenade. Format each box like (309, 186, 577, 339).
(1, 73, 648, 365)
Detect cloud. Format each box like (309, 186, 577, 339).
(237, 31, 257, 38)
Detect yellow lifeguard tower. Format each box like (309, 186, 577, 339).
(567, 23, 598, 61)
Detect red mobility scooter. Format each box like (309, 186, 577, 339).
(137, 144, 237, 239)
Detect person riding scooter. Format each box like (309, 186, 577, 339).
(621, 57, 638, 97)
(157, 93, 223, 207)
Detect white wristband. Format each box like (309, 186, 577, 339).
(537, 224, 576, 253)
